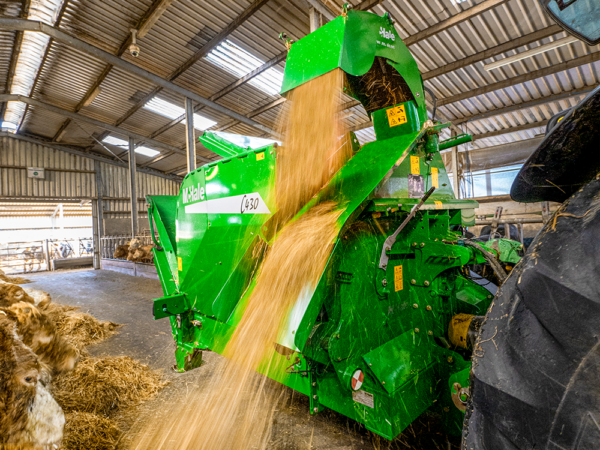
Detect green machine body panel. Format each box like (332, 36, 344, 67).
(147, 8, 516, 442)
(281, 9, 427, 123)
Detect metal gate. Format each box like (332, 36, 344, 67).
(0, 241, 47, 274)
(0, 237, 94, 274)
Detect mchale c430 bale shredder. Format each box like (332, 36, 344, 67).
(146, 7, 518, 441)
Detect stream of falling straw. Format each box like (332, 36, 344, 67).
(130, 69, 352, 450)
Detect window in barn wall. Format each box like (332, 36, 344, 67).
(462, 164, 522, 198)
(205, 40, 284, 96)
(143, 98, 217, 131)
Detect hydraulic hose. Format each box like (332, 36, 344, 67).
(463, 239, 508, 284)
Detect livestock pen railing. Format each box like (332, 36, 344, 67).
(0, 237, 93, 274)
(100, 234, 155, 261)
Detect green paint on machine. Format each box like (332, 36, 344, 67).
(146, 8, 521, 441)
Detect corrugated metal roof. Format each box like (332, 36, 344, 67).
(2, 0, 597, 179)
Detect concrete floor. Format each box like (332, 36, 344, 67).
(26, 269, 459, 450)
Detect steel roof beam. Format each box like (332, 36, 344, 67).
(438, 52, 600, 107)
(52, 0, 179, 141)
(472, 119, 548, 141)
(114, 0, 272, 128)
(355, 0, 385, 11)
(0, 18, 276, 136)
(403, 0, 510, 47)
(137, 0, 178, 39)
(305, 0, 336, 21)
(454, 85, 596, 125)
(0, 94, 200, 158)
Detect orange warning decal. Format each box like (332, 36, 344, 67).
(394, 265, 403, 292)
(386, 105, 407, 127)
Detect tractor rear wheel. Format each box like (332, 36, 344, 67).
(463, 176, 600, 449)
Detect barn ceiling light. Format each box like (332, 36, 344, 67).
(144, 97, 217, 130)
(206, 40, 284, 96)
(102, 136, 160, 158)
(3, 0, 65, 131)
(484, 35, 579, 71)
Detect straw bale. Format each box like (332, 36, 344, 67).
(41, 304, 119, 350)
(0, 274, 31, 285)
(62, 412, 120, 450)
(51, 356, 167, 416)
(0, 269, 30, 285)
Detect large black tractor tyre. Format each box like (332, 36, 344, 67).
(463, 176, 600, 450)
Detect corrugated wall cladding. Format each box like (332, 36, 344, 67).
(0, 135, 96, 198)
(0, 136, 180, 215)
(99, 161, 180, 218)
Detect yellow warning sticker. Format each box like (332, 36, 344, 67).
(256, 152, 265, 161)
(394, 265, 403, 292)
(434, 201, 443, 210)
(431, 167, 439, 188)
(410, 155, 420, 175)
(177, 257, 182, 271)
(386, 105, 407, 128)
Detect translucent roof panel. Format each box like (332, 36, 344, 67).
(144, 97, 217, 131)
(102, 136, 160, 158)
(205, 40, 283, 96)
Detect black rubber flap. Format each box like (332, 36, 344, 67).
(510, 85, 600, 203)
(464, 176, 600, 449)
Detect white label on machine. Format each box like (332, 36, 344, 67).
(353, 390, 374, 408)
(185, 192, 271, 215)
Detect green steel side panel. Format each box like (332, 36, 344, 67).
(199, 131, 248, 158)
(453, 275, 494, 316)
(362, 330, 434, 395)
(147, 195, 179, 294)
(372, 101, 420, 141)
(175, 147, 276, 322)
(153, 293, 189, 319)
(281, 9, 426, 121)
(149, 195, 178, 251)
(293, 130, 423, 352)
(152, 247, 178, 297)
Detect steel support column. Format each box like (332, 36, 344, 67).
(185, 97, 196, 173)
(128, 137, 138, 237)
(309, 7, 322, 32)
(91, 199, 100, 269)
(451, 130, 460, 199)
(94, 159, 104, 238)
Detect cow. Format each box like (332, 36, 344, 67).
(0, 284, 35, 309)
(21, 247, 44, 273)
(0, 311, 64, 447)
(113, 244, 130, 259)
(131, 244, 154, 263)
(8, 302, 78, 376)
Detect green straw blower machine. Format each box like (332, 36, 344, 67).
(147, 7, 519, 440)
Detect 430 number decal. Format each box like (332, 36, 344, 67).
(241, 194, 260, 213)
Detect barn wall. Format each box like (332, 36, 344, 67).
(0, 135, 181, 235)
(99, 162, 180, 220)
(0, 135, 96, 199)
